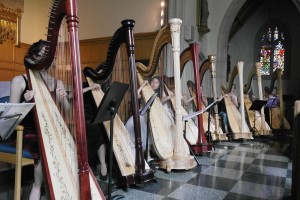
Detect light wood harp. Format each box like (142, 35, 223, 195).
(136, 19, 196, 171)
(243, 63, 272, 136)
(221, 62, 252, 139)
(267, 68, 290, 130)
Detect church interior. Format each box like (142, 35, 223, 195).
(0, 0, 299, 199)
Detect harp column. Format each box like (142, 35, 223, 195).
(210, 55, 227, 140)
(237, 61, 252, 139)
(256, 62, 269, 135)
(160, 18, 197, 172)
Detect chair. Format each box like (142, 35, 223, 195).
(0, 94, 34, 200)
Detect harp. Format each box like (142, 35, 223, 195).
(136, 19, 196, 171)
(221, 62, 252, 139)
(179, 43, 214, 154)
(206, 55, 227, 140)
(160, 18, 196, 171)
(25, 0, 105, 199)
(181, 52, 226, 142)
(83, 20, 154, 187)
(243, 63, 272, 136)
(267, 68, 290, 130)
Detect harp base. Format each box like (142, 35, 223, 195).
(134, 168, 156, 185)
(233, 132, 253, 140)
(271, 128, 291, 135)
(253, 129, 273, 137)
(159, 154, 197, 172)
(115, 169, 156, 188)
(211, 133, 228, 141)
(190, 143, 213, 155)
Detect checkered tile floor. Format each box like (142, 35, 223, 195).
(108, 137, 292, 200)
(0, 136, 292, 200)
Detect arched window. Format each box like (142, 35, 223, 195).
(256, 21, 290, 78)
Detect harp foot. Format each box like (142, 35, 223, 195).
(190, 143, 213, 155)
(134, 168, 156, 185)
(233, 132, 253, 140)
(211, 133, 228, 141)
(159, 155, 197, 172)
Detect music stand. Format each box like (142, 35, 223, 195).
(139, 93, 157, 163)
(91, 82, 129, 200)
(182, 97, 223, 159)
(249, 100, 267, 135)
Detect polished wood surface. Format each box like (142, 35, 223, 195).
(135, 22, 175, 161)
(25, 0, 105, 199)
(84, 20, 155, 186)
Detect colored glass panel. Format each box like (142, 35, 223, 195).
(259, 25, 286, 76)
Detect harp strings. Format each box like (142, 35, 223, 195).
(46, 17, 77, 179)
(112, 45, 131, 121)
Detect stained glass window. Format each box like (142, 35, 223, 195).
(259, 26, 286, 75)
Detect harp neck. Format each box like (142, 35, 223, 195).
(84, 20, 135, 84)
(243, 66, 256, 94)
(136, 24, 172, 78)
(222, 64, 238, 94)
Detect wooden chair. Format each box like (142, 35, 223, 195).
(0, 125, 34, 200)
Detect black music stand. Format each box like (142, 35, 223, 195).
(91, 82, 129, 200)
(139, 93, 157, 163)
(249, 100, 267, 134)
(182, 97, 223, 162)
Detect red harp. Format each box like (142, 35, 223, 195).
(24, 0, 105, 199)
(180, 43, 216, 154)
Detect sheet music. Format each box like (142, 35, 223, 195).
(266, 96, 279, 108)
(182, 96, 224, 121)
(0, 103, 35, 140)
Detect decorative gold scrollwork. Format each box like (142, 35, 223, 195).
(0, 2, 22, 45)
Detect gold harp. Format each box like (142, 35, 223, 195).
(25, 0, 105, 199)
(83, 20, 154, 187)
(136, 24, 174, 161)
(243, 63, 272, 136)
(267, 68, 290, 130)
(221, 62, 252, 139)
(136, 19, 196, 171)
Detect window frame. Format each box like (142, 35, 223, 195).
(254, 19, 290, 79)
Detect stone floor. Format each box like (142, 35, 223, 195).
(0, 135, 293, 200)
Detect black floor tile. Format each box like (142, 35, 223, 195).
(252, 158, 289, 168)
(241, 171, 286, 187)
(224, 192, 266, 200)
(227, 150, 259, 158)
(191, 164, 210, 173)
(132, 177, 183, 196)
(212, 160, 251, 171)
(162, 197, 180, 200)
(187, 174, 237, 191)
